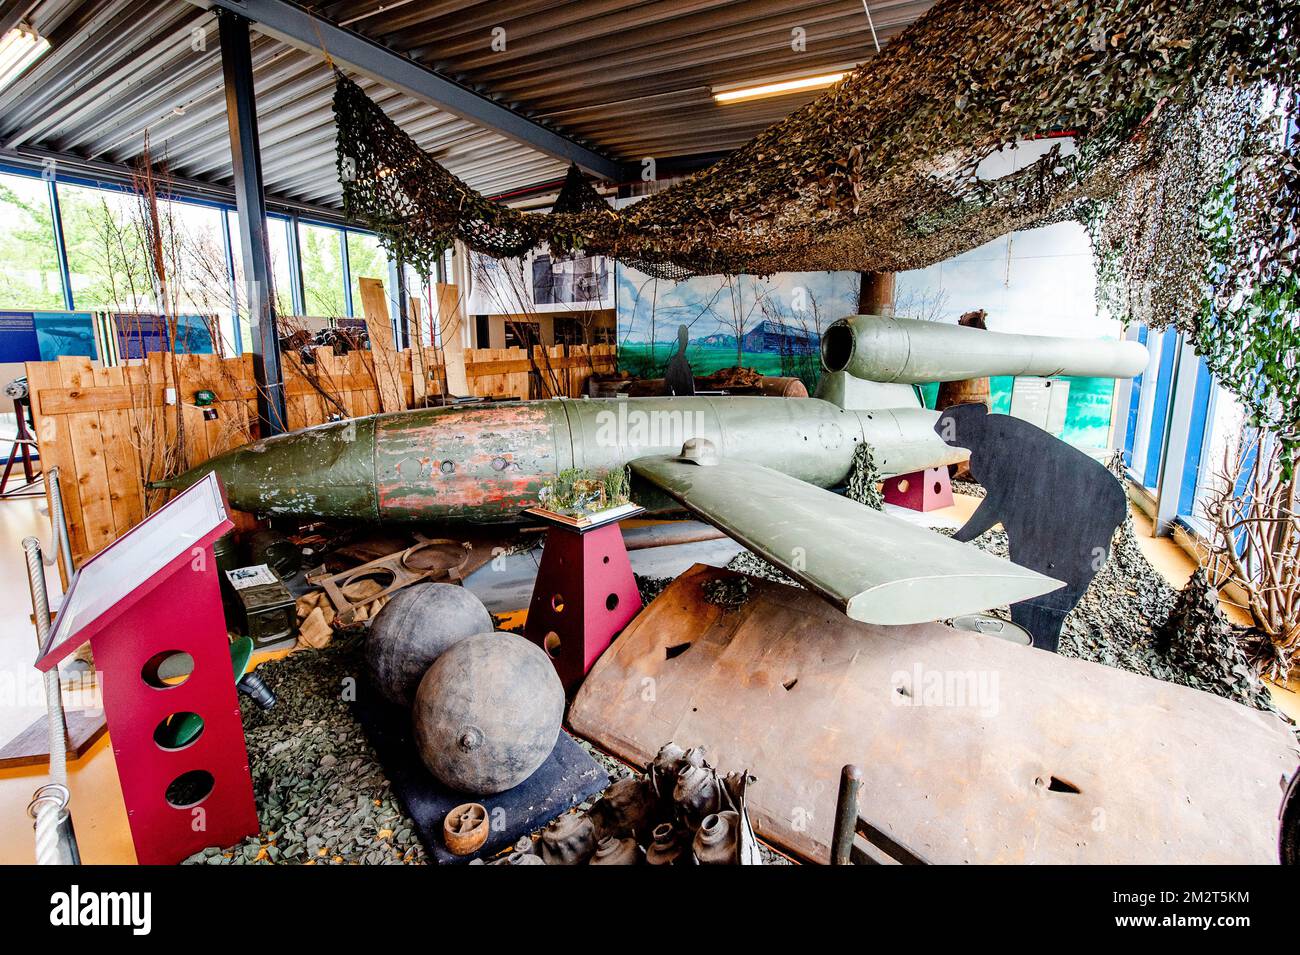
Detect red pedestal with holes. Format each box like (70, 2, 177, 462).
(35, 473, 258, 865)
(523, 508, 644, 692)
(882, 466, 955, 512)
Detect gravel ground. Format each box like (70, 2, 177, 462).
(187, 633, 791, 864)
(185, 636, 426, 865)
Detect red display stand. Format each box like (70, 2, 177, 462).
(523, 506, 644, 692)
(883, 465, 954, 512)
(35, 472, 258, 865)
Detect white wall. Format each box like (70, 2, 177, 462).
(896, 138, 1119, 340)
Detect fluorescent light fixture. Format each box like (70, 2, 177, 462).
(0, 25, 49, 94)
(712, 70, 850, 105)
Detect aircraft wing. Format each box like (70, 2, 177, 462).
(629, 455, 1062, 626)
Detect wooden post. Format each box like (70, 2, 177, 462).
(858, 271, 895, 316)
(358, 276, 406, 413)
(409, 298, 428, 406)
(436, 283, 470, 398)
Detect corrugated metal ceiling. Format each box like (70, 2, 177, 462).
(328, 0, 934, 158)
(0, 0, 934, 213)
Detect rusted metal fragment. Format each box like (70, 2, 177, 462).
(630, 455, 1060, 625)
(570, 564, 1299, 864)
(375, 403, 570, 521)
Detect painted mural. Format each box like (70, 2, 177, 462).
(615, 267, 858, 390)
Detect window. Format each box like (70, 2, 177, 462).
(58, 182, 154, 311)
(226, 211, 294, 318)
(298, 221, 345, 317)
(1175, 354, 1214, 523)
(1184, 383, 1247, 532)
(160, 200, 226, 317)
(553, 316, 583, 346)
(505, 320, 540, 348)
(1122, 325, 1148, 467)
(0, 173, 62, 309)
(346, 230, 387, 316)
(1141, 326, 1179, 489)
(267, 217, 294, 316)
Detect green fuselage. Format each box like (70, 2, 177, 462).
(169, 396, 963, 523)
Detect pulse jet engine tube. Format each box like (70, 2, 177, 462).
(821, 315, 1149, 384)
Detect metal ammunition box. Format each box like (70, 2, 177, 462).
(222, 564, 296, 647)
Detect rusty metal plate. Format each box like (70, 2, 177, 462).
(569, 564, 1298, 864)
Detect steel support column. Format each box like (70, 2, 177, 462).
(388, 255, 409, 349)
(219, 8, 286, 435)
(47, 179, 74, 311)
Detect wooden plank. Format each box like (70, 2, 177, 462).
(409, 298, 428, 405)
(0, 710, 108, 770)
(177, 354, 210, 471)
(285, 388, 308, 431)
(59, 357, 116, 559)
(197, 354, 228, 461)
(25, 360, 85, 577)
(97, 364, 145, 539)
(358, 276, 405, 413)
(464, 354, 604, 377)
(436, 282, 470, 397)
(56, 355, 93, 390)
(339, 350, 362, 417)
(283, 372, 381, 397)
(33, 380, 258, 416)
(306, 346, 341, 418)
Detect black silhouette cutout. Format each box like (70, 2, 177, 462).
(664, 324, 695, 396)
(936, 403, 1127, 652)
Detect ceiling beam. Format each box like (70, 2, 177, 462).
(185, 0, 630, 181)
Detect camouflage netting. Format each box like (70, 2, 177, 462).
(336, 0, 1299, 431)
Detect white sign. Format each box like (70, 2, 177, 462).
(225, 564, 278, 590)
(40, 472, 229, 661)
(1009, 377, 1071, 436)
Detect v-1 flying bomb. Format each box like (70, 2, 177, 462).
(161, 316, 1147, 627)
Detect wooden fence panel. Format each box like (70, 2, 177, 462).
(27, 341, 620, 566)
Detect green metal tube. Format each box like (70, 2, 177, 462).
(822, 314, 1149, 383)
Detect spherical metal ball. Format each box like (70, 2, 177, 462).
(413, 632, 564, 795)
(365, 583, 492, 708)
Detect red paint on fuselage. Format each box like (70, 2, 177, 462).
(374, 403, 565, 520)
